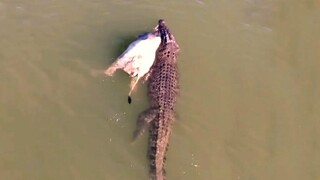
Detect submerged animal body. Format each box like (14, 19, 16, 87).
(134, 20, 180, 180)
(105, 31, 161, 101)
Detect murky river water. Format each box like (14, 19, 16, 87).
(1, 0, 320, 179)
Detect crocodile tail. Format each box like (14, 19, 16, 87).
(148, 134, 166, 179)
(148, 118, 172, 180)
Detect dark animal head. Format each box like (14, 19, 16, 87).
(156, 19, 173, 45)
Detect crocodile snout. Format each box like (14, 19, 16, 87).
(157, 19, 171, 45)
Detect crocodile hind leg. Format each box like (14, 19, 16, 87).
(132, 108, 158, 141)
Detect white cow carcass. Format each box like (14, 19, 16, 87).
(105, 31, 161, 102)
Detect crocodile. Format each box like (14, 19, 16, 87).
(134, 19, 180, 180)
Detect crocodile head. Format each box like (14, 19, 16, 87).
(156, 19, 173, 45)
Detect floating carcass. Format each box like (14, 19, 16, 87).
(105, 30, 161, 103)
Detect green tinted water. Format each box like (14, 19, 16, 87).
(1, 0, 320, 179)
